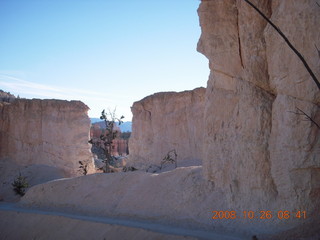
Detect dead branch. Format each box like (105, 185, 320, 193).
(289, 107, 320, 129)
(161, 149, 178, 169)
(242, 0, 320, 90)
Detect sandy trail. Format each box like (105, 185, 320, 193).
(0, 202, 244, 240)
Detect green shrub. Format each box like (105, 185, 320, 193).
(12, 172, 29, 196)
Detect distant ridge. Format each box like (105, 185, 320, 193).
(90, 118, 102, 124)
(90, 118, 132, 132)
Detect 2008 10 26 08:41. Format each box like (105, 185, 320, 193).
(211, 210, 307, 220)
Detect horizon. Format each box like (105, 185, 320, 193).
(0, 0, 209, 120)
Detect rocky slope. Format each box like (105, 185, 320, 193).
(19, 168, 246, 239)
(18, 165, 319, 239)
(0, 99, 94, 201)
(129, 87, 205, 169)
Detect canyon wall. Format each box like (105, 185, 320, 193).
(129, 87, 205, 168)
(4, 1, 318, 237)
(0, 99, 94, 201)
(198, 0, 320, 233)
(121, 0, 320, 236)
(112, 139, 129, 156)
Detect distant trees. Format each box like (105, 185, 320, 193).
(120, 131, 131, 140)
(0, 90, 16, 103)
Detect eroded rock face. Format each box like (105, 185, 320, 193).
(4, 1, 318, 238)
(198, 0, 320, 235)
(129, 88, 205, 169)
(0, 99, 94, 201)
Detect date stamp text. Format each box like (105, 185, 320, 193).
(211, 210, 307, 220)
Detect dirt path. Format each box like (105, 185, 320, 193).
(0, 202, 244, 240)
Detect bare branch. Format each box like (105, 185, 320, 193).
(161, 149, 178, 169)
(242, 0, 320, 90)
(289, 107, 320, 129)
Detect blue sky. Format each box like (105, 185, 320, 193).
(0, 0, 208, 120)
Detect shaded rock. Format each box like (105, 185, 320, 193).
(94, 158, 105, 169)
(0, 208, 200, 240)
(146, 164, 161, 173)
(0, 158, 66, 202)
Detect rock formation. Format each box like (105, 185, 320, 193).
(112, 139, 129, 156)
(197, 0, 320, 235)
(129, 87, 206, 169)
(0, 99, 94, 201)
(125, 0, 320, 237)
(0, 1, 319, 239)
(19, 167, 225, 237)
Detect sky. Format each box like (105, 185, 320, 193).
(0, 0, 209, 120)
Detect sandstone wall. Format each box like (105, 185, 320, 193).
(198, 0, 319, 229)
(129, 87, 205, 168)
(0, 99, 94, 201)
